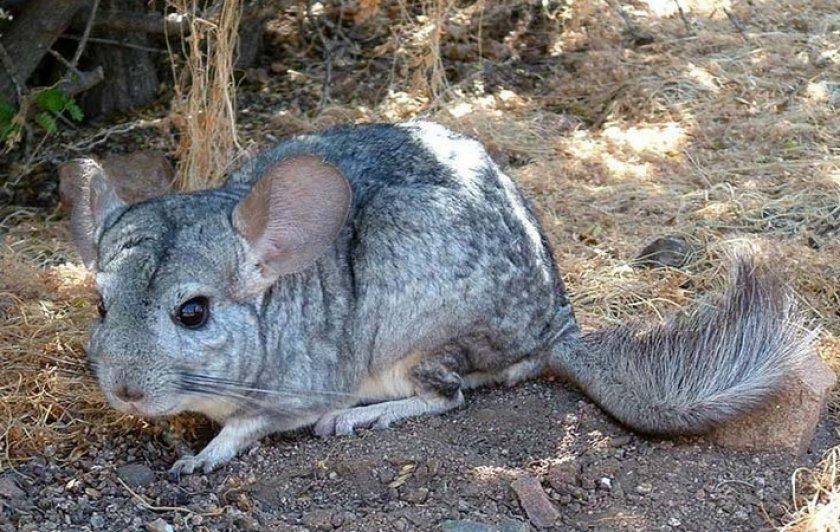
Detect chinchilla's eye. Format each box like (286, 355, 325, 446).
(96, 295, 106, 319)
(174, 296, 210, 329)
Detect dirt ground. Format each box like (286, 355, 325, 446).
(3, 381, 837, 531)
(1, 0, 839, 530)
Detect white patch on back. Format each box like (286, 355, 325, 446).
(401, 120, 550, 282)
(399, 121, 484, 195)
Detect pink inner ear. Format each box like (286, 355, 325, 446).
(232, 154, 352, 276)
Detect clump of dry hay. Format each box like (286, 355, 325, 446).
(0, 216, 145, 466)
(167, 0, 244, 191)
(0, 215, 207, 467)
(784, 446, 840, 532)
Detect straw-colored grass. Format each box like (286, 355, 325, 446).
(784, 447, 840, 532)
(167, 0, 244, 191)
(0, 216, 143, 466)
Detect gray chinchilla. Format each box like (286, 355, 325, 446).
(61, 121, 814, 477)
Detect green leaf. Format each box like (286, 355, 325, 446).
(34, 112, 58, 134)
(65, 100, 84, 122)
(0, 98, 16, 122)
(0, 98, 20, 141)
(0, 121, 17, 140)
(34, 89, 68, 113)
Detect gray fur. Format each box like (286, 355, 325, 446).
(63, 120, 815, 476)
(552, 255, 816, 435)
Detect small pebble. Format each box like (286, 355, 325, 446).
(145, 518, 174, 532)
(636, 483, 653, 495)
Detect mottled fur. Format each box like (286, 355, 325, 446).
(63, 121, 814, 476)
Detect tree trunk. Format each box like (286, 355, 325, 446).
(0, 0, 88, 102)
(78, 0, 159, 117)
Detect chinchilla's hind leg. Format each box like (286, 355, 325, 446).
(313, 348, 469, 437)
(313, 392, 465, 437)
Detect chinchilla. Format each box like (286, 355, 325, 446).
(61, 121, 815, 477)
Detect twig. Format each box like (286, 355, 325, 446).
(317, 18, 334, 108)
(58, 34, 168, 54)
(72, 10, 190, 35)
(606, 0, 655, 46)
(713, 479, 756, 492)
(63, 117, 164, 152)
(71, 0, 100, 67)
(0, 42, 23, 101)
(673, 0, 693, 35)
(117, 477, 223, 515)
(723, 8, 749, 42)
(48, 50, 84, 77)
(54, 66, 105, 97)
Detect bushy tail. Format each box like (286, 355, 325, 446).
(552, 254, 817, 435)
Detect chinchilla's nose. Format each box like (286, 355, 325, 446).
(114, 384, 146, 403)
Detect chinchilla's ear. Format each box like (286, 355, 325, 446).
(59, 158, 126, 270)
(232, 155, 352, 293)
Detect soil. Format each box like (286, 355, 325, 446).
(2, 381, 836, 531)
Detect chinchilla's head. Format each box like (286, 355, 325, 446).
(61, 156, 351, 418)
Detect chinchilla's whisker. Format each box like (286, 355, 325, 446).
(178, 372, 364, 399)
(174, 382, 303, 413)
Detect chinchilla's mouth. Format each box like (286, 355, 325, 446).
(109, 399, 177, 419)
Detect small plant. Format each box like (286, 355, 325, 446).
(0, 88, 85, 145)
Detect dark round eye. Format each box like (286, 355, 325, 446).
(96, 295, 106, 319)
(174, 296, 210, 329)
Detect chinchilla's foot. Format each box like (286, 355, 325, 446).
(168, 417, 274, 480)
(168, 453, 219, 480)
(314, 392, 464, 437)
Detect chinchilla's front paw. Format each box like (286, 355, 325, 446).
(168, 453, 221, 480)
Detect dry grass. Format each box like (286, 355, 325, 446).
(167, 0, 244, 190)
(784, 447, 840, 531)
(0, 215, 147, 466)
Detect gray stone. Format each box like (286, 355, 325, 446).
(145, 518, 174, 532)
(302, 509, 335, 530)
(635, 236, 693, 269)
(116, 463, 155, 488)
(0, 476, 25, 499)
(441, 520, 531, 532)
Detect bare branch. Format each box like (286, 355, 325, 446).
(71, 9, 190, 35)
(0, 41, 22, 100)
(71, 0, 101, 67)
(58, 34, 168, 54)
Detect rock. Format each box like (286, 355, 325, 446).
(635, 482, 653, 495)
(634, 236, 693, 269)
(145, 518, 174, 532)
(510, 476, 560, 529)
(547, 461, 579, 492)
(402, 487, 430, 504)
(116, 463, 155, 488)
(88, 512, 105, 530)
(233, 516, 261, 530)
(0, 476, 25, 499)
(709, 351, 837, 454)
(302, 509, 335, 530)
(441, 520, 531, 532)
